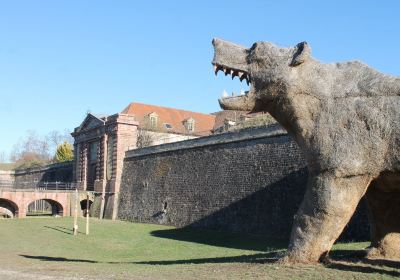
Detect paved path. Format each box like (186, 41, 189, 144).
(0, 268, 85, 280)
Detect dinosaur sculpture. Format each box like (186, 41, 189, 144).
(212, 38, 400, 263)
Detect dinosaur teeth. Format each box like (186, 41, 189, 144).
(213, 64, 251, 85)
(214, 65, 222, 76)
(231, 70, 237, 80)
(223, 68, 230, 76)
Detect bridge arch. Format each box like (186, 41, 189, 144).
(80, 199, 94, 217)
(0, 198, 19, 218)
(27, 199, 64, 216)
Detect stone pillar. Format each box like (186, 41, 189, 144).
(81, 143, 88, 191)
(99, 135, 108, 219)
(18, 196, 26, 218)
(112, 115, 138, 220)
(72, 143, 77, 183)
(76, 143, 81, 189)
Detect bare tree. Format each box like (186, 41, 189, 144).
(0, 151, 6, 163)
(47, 129, 74, 156)
(136, 128, 154, 148)
(48, 130, 63, 148)
(10, 130, 51, 168)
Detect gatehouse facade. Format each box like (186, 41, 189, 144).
(71, 102, 217, 219)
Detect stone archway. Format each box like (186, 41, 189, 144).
(80, 199, 94, 217)
(27, 199, 64, 217)
(0, 198, 19, 218)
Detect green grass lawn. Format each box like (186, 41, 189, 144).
(0, 218, 399, 279)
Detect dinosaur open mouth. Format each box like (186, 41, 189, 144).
(212, 63, 251, 86)
(212, 38, 256, 111)
(212, 62, 257, 111)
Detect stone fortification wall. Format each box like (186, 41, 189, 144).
(146, 130, 198, 146)
(118, 125, 369, 241)
(13, 161, 73, 189)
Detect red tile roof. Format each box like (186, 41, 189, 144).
(121, 102, 216, 136)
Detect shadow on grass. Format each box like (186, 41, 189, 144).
(326, 261, 400, 277)
(329, 248, 368, 259)
(20, 251, 400, 277)
(133, 251, 282, 265)
(326, 249, 400, 277)
(20, 255, 98, 263)
(44, 226, 84, 235)
(150, 227, 287, 251)
(20, 251, 282, 265)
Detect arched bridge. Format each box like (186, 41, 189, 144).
(0, 189, 73, 218)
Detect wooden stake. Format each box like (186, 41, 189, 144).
(86, 193, 90, 235)
(73, 188, 78, 236)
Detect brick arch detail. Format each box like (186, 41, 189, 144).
(26, 198, 64, 216)
(0, 198, 19, 217)
(0, 191, 71, 218)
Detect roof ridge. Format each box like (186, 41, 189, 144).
(125, 102, 215, 117)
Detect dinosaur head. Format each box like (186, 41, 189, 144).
(212, 38, 311, 112)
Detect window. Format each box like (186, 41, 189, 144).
(187, 121, 194, 132)
(146, 112, 158, 129)
(89, 142, 98, 162)
(150, 116, 157, 127)
(184, 118, 195, 133)
(164, 123, 173, 129)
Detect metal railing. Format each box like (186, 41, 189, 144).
(0, 181, 77, 191)
(37, 181, 77, 191)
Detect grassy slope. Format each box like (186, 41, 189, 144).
(0, 218, 399, 280)
(0, 163, 16, 171)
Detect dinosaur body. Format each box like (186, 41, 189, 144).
(212, 38, 400, 263)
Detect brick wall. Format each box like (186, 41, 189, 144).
(118, 125, 369, 241)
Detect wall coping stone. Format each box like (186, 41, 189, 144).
(14, 161, 73, 175)
(0, 189, 74, 193)
(0, 170, 15, 175)
(125, 124, 288, 159)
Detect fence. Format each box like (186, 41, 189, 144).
(0, 181, 77, 191)
(36, 181, 76, 191)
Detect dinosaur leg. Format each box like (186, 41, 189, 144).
(283, 173, 371, 263)
(365, 178, 400, 259)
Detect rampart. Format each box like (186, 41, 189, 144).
(12, 161, 73, 188)
(118, 125, 369, 241)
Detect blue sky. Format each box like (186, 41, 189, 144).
(0, 1, 399, 159)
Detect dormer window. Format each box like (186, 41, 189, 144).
(146, 112, 158, 128)
(183, 117, 195, 133)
